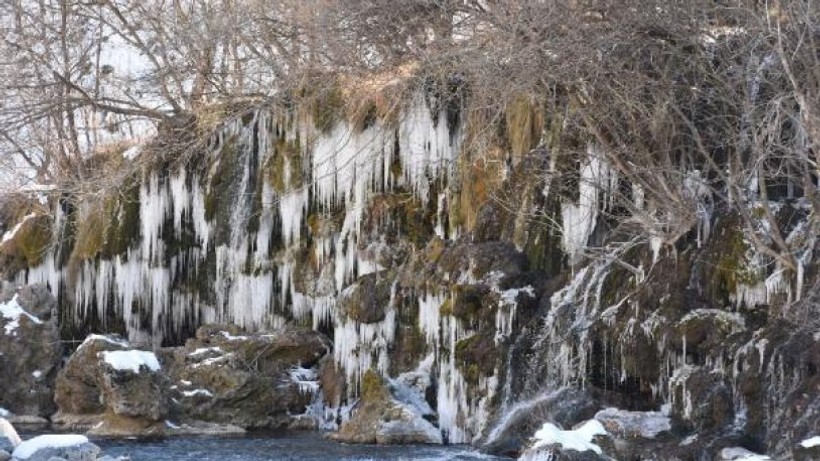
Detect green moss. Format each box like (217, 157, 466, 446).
(451, 285, 485, 320)
(361, 369, 389, 402)
(464, 363, 481, 385)
(439, 297, 453, 316)
(455, 335, 480, 361)
(12, 215, 53, 266)
(203, 136, 242, 245)
(103, 180, 141, 257)
(263, 137, 303, 194)
(714, 226, 760, 296)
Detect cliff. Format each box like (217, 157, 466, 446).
(2, 74, 819, 459)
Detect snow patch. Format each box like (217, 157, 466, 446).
(0, 295, 42, 335)
(718, 447, 772, 460)
(189, 347, 223, 356)
(220, 331, 249, 341)
(99, 350, 161, 373)
(531, 420, 608, 454)
(122, 145, 141, 160)
(800, 436, 820, 448)
(79, 334, 129, 350)
(12, 434, 90, 459)
(181, 389, 213, 398)
(1, 213, 37, 245)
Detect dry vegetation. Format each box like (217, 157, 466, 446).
(1, 0, 819, 287)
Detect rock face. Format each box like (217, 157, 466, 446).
(0, 284, 61, 419)
(54, 334, 169, 436)
(163, 325, 331, 429)
(330, 370, 442, 444)
(6, 82, 820, 458)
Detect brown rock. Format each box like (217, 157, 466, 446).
(54, 334, 129, 416)
(0, 284, 61, 419)
(165, 325, 331, 429)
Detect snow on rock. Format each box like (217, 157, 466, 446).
(0, 295, 42, 336)
(181, 389, 213, 398)
(0, 213, 37, 246)
(799, 436, 820, 448)
(189, 347, 223, 356)
(79, 334, 129, 350)
(11, 434, 93, 460)
(0, 418, 22, 447)
(594, 407, 671, 439)
(99, 350, 161, 373)
(0, 408, 9, 418)
(718, 447, 772, 460)
(530, 420, 608, 454)
(121, 145, 141, 160)
(219, 331, 249, 341)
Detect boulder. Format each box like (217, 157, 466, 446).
(330, 370, 442, 444)
(54, 335, 170, 436)
(164, 325, 330, 429)
(0, 284, 61, 418)
(0, 450, 9, 461)
(10, 435, 99, 461)
(54, 335, 130, 418)
(98, 350, 167, 421)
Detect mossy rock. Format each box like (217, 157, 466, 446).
(339, 272, 394, 324)
(451, 284, 490, 320)
(361, 369, 391, 403)
(264, 137, 303, 193)
(454, 333, 498, 384)
(0, 213, 53, 271)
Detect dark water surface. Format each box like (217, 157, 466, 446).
(6, 431, 509, 461)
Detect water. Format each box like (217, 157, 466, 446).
(4, 431, 509, 461)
